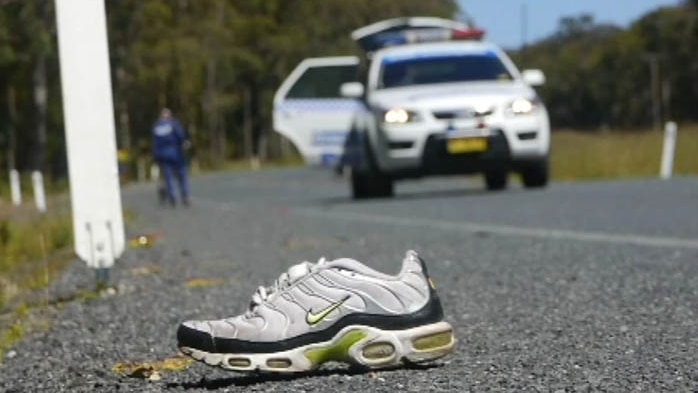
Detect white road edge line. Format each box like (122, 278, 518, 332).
(297, 208, 698, 250)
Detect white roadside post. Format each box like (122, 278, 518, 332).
(9, 169, 21, 206)
(660, 121, 677, 180)
(55, 0, 125, 287)
(31, 171, 47, 213)
(149, 164, 160, 182)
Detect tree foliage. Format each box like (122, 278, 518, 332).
(513, 3, 698, 129)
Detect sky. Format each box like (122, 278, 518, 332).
(458, 0, 681, 49)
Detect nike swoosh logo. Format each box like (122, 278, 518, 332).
(306, 295, 350, 326)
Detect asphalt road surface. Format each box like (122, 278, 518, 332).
(1, 168, 697, 392)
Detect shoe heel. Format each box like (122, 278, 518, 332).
(349, 322, 456, 368)
(403, 322, 456, 364)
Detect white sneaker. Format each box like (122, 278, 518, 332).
(177, 250, 455, 372)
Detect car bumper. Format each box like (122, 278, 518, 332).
(377, 126, 549, 179)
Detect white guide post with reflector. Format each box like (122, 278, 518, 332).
(54, 0, 124, 283)
(660, 121, 677, 180)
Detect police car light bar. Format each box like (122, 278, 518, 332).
(452, 28, 485, 40)
(352, 17, 485, 52)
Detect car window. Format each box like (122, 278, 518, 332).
(286, 65, 358, 99)
(378, 52, 512, 89)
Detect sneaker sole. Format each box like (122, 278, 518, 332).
(179, 321, 455, 373)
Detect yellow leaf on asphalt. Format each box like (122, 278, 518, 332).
(160, 354, 194, 371)
(129, 265, 163, 276)
(185, 278, 224, 288)
(128, 234, 162, 249)
(112, 354, 194, 379)
(112, 361, 154, 378)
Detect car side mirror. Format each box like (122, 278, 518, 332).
(340, 82, 365, 98)
(522, 69, 545, 87)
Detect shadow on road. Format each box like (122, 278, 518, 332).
(166, 363, 440, 390)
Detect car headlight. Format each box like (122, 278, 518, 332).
(383, 108, 418, 124)
(507, 98, 537, 116)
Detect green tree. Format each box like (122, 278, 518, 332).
(515, 4, 698, 129)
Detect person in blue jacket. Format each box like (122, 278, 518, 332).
(152, 108, 190, 206)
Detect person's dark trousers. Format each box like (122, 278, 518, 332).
(159, 159, 189, 205)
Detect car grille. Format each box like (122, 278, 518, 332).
(432, 109, 476, 120)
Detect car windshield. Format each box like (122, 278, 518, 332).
(378, 52, 512, 89)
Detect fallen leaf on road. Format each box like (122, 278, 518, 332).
(112, 362, 155, 378)
(112, 354, 194, 379)
(159, 354, 194, 371)
(128, 234, 162, 248)
(129, 265, 163, 276)
(185, 278, 224, 288)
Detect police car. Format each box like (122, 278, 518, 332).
(273, 17, 550, 198)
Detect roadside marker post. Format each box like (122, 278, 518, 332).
(9, 169, 21, 206)
(54, 0, 125, 287)
(660, 121, 677, 180)
(31, 171, 47, 213)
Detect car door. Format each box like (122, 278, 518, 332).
(273, 56, 361, 167)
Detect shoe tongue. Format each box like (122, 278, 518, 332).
(287, 262, 311, 283)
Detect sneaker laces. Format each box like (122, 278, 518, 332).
(245, 257, 326, 317)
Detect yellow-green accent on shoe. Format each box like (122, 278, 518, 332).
(303, 330, 367, 366)
(305, 295, 350, 326)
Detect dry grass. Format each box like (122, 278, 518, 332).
(0, 197, 73, 361)
(0, 197, 73, 312)
(551, 124, 698, 181)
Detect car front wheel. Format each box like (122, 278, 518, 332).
(351, 169, 394, 199)
(520, 159, 549, 188)
(484, 170, 508, 191)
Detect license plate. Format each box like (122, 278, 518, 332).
(447, 138, 488, 154)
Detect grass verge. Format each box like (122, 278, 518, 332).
(205, 156, 304, 173)
(0, 214, 74, 310)
(551, 125, 698, 181)
(0, 201, 74, 360)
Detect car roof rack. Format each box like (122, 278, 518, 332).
(351, 17, 485, 53)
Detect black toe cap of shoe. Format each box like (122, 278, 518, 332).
(177, 323, 215, 352)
